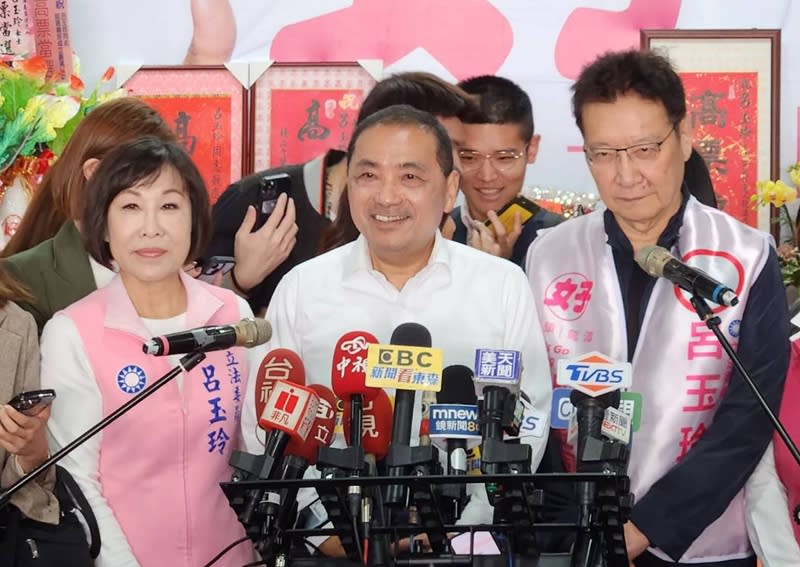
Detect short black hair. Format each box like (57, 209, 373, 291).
(82, 136, 211, 268)
(571, 49, 687, 133)
(357, 72, 480, 124)
(347, 104, 454, 177)
(458, 75, 534, 141)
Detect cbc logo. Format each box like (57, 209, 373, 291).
(377, 348, 434, 367)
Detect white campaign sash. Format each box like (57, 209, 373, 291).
(528, 197, 770, 563)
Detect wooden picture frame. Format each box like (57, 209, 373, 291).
(249, 61, 380, 217)
(641, 29, 781, 235)
(120, 65, 248, 203)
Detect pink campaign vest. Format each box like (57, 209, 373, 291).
(528, 197, 769, 563)
(775, 340, 800, 544)
(62, 273, 252, 567)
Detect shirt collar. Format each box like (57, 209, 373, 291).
(103, 270, 225, 339)
(604, 183, 691, 255)
(342, 231, 452, 285)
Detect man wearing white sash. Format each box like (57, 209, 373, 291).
(526, 50, 789, 566)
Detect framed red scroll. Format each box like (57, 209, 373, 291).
(641, 29, 780, 234)
(121, 65, 248, 203)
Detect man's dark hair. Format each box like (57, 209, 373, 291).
(458, 75, 534, 142)
(347, 104, 454, 177)
(571, 49, 687, 133)
(82, 136, 211, 268)
(357, 72, 479, 124)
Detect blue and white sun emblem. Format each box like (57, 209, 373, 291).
(116, 365, 147, 394)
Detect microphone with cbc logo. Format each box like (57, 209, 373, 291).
(370, 323, 443, 507)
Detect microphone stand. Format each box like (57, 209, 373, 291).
(0, 351, 206, 510)
(689, 294, 800, 466)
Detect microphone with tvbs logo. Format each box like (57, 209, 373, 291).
(556, 352, 634, 567)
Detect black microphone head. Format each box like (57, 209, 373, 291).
(570, 389, 621, 409)
(389, 322, 431, 347)
(438, 365, 477, 405)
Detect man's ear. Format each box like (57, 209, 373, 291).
(444, 170, 460, 213)
(526, 134, 541, 164)
(82, 158, 101, 181)
(677, 118, 693, 161)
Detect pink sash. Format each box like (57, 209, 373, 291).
(528, 198, 769, 562)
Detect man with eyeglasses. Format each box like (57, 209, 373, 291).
(451, 75, 562, 266)
(526, 50, 788, 567)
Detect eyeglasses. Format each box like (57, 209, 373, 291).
(457, 148, 527, 173)
(584, 125, 677, 167)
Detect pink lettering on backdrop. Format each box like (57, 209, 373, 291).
(555, 0, 683, 80)
(270, 0, 513, 80)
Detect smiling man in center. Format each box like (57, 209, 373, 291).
(244, 104, 553, 556)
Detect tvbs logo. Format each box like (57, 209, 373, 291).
(555, 352, 632, 397)
(365, 344, 443, 392)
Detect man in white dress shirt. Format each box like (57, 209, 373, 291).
(241, 104, 553, 556)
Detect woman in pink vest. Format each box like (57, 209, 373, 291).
(39, 137, 263, 566)
(745, 334, 800, 565)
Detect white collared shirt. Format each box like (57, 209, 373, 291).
(240, 232, 553, 527)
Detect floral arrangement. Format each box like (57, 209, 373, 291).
(0, 56, 122, 199)
(753, 164, 800, 287)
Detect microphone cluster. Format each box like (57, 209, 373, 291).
(220, 321, 636, 564)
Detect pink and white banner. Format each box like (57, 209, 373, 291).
(65, 0, 800, 200)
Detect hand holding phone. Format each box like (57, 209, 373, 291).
(483, 195, 540, 235)
(7, 389, 56, 416)
(254, 173, 292, 230)
(232, 184, 299, 291)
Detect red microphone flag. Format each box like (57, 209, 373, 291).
(286, 384, 337, 465)
(259, 380, 319, 442)
(331, 331, 379, 401)
(254, 348, 306, 419)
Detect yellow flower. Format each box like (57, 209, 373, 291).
(788, 162, 800, 188)
(754, 179, 797, 208)
(21, 95, 81, 141)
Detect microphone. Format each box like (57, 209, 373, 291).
(473, 348, 531, 507)
(241, 375, 319, 526)
(254, 348, 307, 422)
(568, 390, 624, 567)
(331, 331, 380, 446)
(343, 389, 393, 464)
(331, 331, 380, 523)
(272, 385, 337, 535)
(381, 322, 436, 506)
(635, 244, 739, 307)
(143, 318, 271, 356)
(287, 384, 337, 465)
(556, 353, 632, 567)
(343, 390, 393, 567)
(432, 365, 480, 476)
(430, 365, 480, 521)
